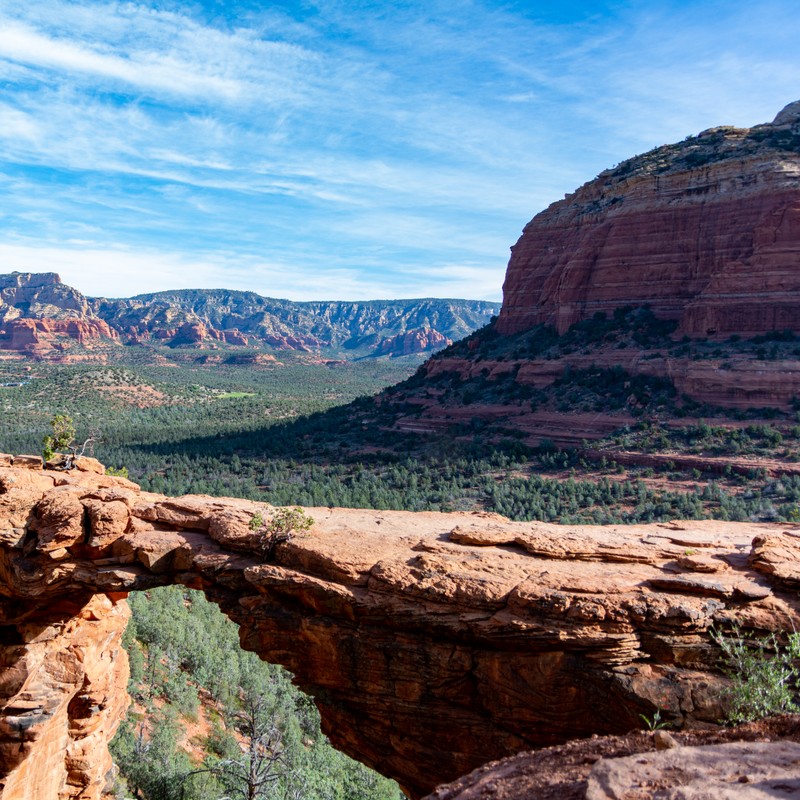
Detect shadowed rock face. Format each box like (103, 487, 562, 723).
(1, 458, 799, 798)
(497, 101, 800, 338)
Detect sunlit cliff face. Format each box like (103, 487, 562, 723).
(498, 102, 800, 338)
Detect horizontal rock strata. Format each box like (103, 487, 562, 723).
(1, 459, 799, 797)
(497, 103, 800, 338)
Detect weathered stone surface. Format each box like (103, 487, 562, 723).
(1, 465, 799, 799)
(425, 716, 800, 800)
(11, 456, 43, 471)
(31, 487, 86, 552)
(0, 594, 129, 800)
(748, 531, 800, 587)
(585, 740, 800, 800)
(82, 499, 130, 548)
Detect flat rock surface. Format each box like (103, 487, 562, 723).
(426, 716, 800, 800)
(587, 740, 800, 799)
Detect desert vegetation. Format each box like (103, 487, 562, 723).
(113, 586, 401, 800)
(4, 314, 800, 798)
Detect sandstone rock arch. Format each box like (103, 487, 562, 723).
(1, 457, 799, 799)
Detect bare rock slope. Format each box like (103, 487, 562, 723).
(1, 459, 799, 798)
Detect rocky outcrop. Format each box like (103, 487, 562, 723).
(0, 274, 90, 323)
(222, 329, 248, 346)
(1, 460, 799, 798)
(0, 274, 119, 357)
(426, 716, 800, 800)
(375, 327, 451, 357)
(0, 319, 119, 356)
(0, 595, 130, 800)
(170, 321, 209, 345)
(497, 101, 800, 338)
(585, 740, 800, 800)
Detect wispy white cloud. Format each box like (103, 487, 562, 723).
(0, 239, 504, 302)
(0, 22, 242, 100)
(0, 0, 798, 301)
(0, 103, 41, 142)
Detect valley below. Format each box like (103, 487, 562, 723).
(3, 98, 800, 800)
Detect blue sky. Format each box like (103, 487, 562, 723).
(0, 1, 798, 301)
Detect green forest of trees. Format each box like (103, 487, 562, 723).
(3, 338, 800, 799)
(114, 587, 401, 800)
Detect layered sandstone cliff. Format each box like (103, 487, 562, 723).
(0, 274, 119, 357)
(497, 101, 800, 338)
(1, 459, 799, 798)
(0, 274, 90, 322)
(0, 319, 119, 356)
(374, 326, 451, 356)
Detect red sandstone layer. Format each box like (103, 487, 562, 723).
(0, 319, 119, 355)
(497, 106, 800, 338)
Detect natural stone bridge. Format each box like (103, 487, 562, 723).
(1, 457, 799, 799)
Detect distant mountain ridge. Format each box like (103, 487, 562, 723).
(0, 272, 498, 358)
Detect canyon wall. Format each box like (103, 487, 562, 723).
(396, 101, 800, 435)
(0, 319, 119, 356)
(497, 102, 800, 338)
(1, 458, 799, 798)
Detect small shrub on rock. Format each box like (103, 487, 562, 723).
(249, 507, 314, 557)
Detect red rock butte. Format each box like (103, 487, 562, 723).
(1, 457, 799, 798)
(497, 100, 800, 338)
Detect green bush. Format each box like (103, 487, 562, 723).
(713, 625, 800, 724)
(249, 507, 314, 556)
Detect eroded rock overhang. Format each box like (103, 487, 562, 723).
(1, 455, 799, 798)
